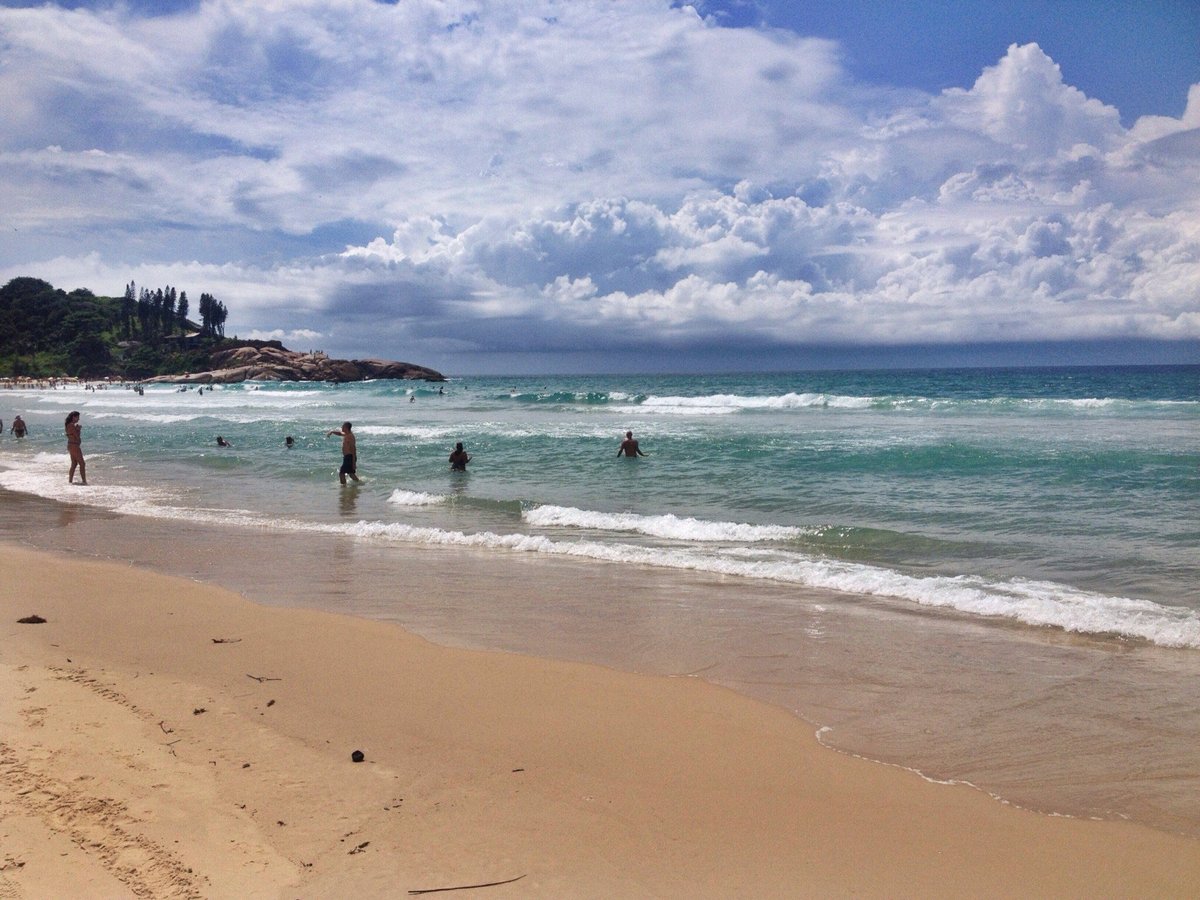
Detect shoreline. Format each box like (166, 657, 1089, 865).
(4, 484, 1200, 841)
(3, 540, 1199, 897)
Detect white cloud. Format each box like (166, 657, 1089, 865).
(0, 2, 1197, 366)
(245, 327, 324, 344)
(937, 44, 1124, 159)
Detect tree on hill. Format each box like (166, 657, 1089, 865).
(197, 292, 228, 337)
(177, 290, 189, 334)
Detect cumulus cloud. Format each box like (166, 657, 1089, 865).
(0, 2, 1196, 369)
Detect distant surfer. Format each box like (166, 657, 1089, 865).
(327, 421, 361, 484)
(65, 410, 86, 484)
(449, 441, 471, 471)
(285, 435, 294, 448)
(216, 435, 231, 447)
(10, 415, 27, 437)
(617, 430, 645, 457)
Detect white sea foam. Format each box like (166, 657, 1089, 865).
(622, 392, 876, 416)
(5, 456, 1196, 649)
(523, 504, 806, 542)
(387, 489, 446, 506)
(614, 391, 1199, 418)
(609, 402, 737, 416)
(0, 452, 176, 509)
(90, 412, 206, 424)
(321, 522, 1200, 648)
(355, 425, 458, 439)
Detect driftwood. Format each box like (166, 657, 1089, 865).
(408, 875, 526, 895)
(246, 673, 281, 683)
(211, 637, 242, 644)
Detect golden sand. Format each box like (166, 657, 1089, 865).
(2, 542, 1197, 897)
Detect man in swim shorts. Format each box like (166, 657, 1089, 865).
(326, 421, 361, 484)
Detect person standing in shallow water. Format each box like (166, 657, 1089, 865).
(617, 430, 646, 457)
(65, 410, 86, 484)
(448, 441, 471, 471)
(326, 421, 360, 484)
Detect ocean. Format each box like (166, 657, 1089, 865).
(2, 365, 1199, 833)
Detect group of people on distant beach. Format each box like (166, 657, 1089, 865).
(46, 409, 646, 491)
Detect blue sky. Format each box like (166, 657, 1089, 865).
(1, 0, 1197, 373)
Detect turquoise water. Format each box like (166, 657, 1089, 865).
(3, 364, 1197, 646)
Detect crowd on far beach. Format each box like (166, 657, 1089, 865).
(2, 376, 77, 390)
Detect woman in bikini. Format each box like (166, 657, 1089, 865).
(65, 410, 87, 484)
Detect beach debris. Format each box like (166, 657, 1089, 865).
(159, 721, 173, 734)
(16, 615, 46, 624)
(267, 699, 275, 707)
(246, 673, 281, 682)
(193, 707, 207, 715)
(351, 749, 365, 763)
(211, 637, 241, 644)
(348, 841, 370, 854)
(408, 874, 527, 894)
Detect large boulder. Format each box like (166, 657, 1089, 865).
(144, 345, 446, 384)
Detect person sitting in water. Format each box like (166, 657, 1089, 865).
(285, 435, 295, 448)
(216, 435, 231, 447)
(617, 430, 646, 457)
(448, 441, 471, 471)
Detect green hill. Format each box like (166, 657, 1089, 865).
(0, 277, 232, 380)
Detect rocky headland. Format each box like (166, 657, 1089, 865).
(141, 343, 445, 384)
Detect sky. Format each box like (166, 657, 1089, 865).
(1, 0, 1198, 374)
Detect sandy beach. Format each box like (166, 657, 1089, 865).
(2, 541, 1198, 898)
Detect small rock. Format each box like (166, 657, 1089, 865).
(17, 615, 46, 624)
(351, 750, 365, 763)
